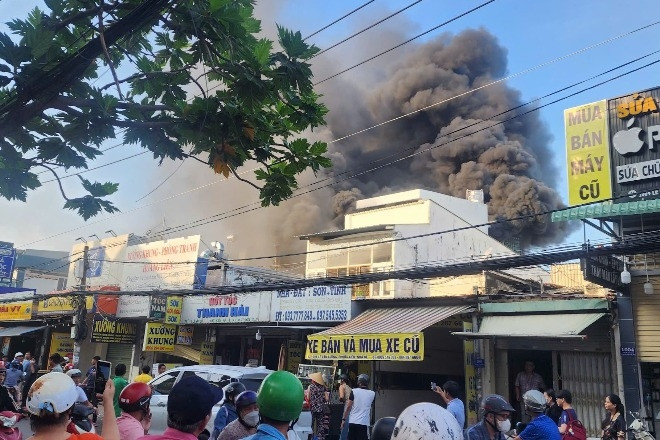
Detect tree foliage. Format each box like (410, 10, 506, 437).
(0, 0, 330, 219)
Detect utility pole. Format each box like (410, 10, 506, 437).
(72, 246, 89, 368)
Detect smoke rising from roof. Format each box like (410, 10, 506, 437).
(165, 22, 572, 270)
(319, 28, 573, 247)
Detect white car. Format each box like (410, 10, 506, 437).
(147, 365, 312, 439)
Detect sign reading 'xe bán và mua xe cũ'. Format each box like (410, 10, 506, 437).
(306, 333, 424, 361)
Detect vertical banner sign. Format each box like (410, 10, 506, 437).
(176, 326, 194, 345)
(165, 296, 182, 324)
(142, 322, 176, 352)
(199, 342, 215, 365)
(287, 340, 303, 374)
(50, 332, 74, 359)
(149, 295, 167, 320)
(565, 100, 612, 206)
(463, 322, 478, 427)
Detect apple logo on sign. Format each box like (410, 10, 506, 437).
(613, 117, 644, 155)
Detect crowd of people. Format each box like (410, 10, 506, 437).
(0, 350, 636, 440)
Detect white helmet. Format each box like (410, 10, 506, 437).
(26, 372, 79, 416)
(391, 403, 463, 440)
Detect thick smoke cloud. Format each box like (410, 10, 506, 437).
(164, 23, 573, 272)
(320, 28, 573, 247)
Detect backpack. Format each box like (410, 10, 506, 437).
(562, 410, 587, 440)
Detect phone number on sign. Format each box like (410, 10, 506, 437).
(274, 309, 348, 322)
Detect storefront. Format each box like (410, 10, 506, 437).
(306, 302, 473, 420)
(453, 298, 615, 438)
(632, 276, 660, 437)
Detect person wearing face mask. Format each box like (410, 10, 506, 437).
(466, 394, 515, 440)
(513, 390, 560, 440)
(218, 390, 259, 440)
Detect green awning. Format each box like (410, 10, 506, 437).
(551, 200, 660, 222)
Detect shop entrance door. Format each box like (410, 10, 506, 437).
(507, 350, 553, 424)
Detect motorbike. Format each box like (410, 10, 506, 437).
(0, 411, 23, 440)
(66, 403, 96, 435)
(628, 411, 655, 440)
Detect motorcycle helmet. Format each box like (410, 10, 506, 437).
(357, 374, 369, 386)
(523, 390, 546, 414)
(482, 394, 515, 415)
(257, 371, 303, 422)
(26, 372, 79, 416)
(235, 390, 258, 411)
(391, 403, 462, 440)
(371, 417, 397, 440)
(225, 382, 246, 401)
(119, 382, 152, 413)
(66, 369, 83, 378)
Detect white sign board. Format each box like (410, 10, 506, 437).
(66, 235, 129, 289)
(116, 295, 150, 318)
(180, 292, 270, 324)
(121, 236, 201, 291)
(270, 285, 352, 323)
(616, 159, 660, 183)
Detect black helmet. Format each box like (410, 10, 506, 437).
(482, 394, 515, 414)
(340, 374, 349, 383)
(225, 382, 246, 400)
(372, 417, 396, 440)
(523, 390, 545, 413)
(357, 374, 369, 386)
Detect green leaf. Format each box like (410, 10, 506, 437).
(209, 0, 231, 12)
(78, 177, 119, 198)
(64, 196, 120, 220)
(253, 39, 272, 67)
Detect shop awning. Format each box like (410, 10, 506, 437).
(0, 326, 46, 337)
(551, 200, 660, 222)
(306, 305, 472, 361)
(171, 345, 201, 363)
(451, 313, 605, 339)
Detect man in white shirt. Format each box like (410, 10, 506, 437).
(341, 374, 375, 440)
(67, 369, 94, 408)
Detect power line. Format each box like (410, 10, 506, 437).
(314, 0, 496, 85)
(311, 0, 424, 58)
(150, 56, 660, 240)
(303, 1, 377, 41)
(17, 27, 659, 248)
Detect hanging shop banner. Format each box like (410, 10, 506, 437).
(91, 315, 138, 344)
(36, 293, 93, 316)
(564, 100, 612, 206)
(66, 235, 129, 290)
(50, 332, 74, 359)
(121, 235, 202, 291)
(116, 295, 150, 318)
(176, 326, 194, 345)
(270, 285, 351, 323)
(287, 340, 303, 374)
(199, 342, 215, 365)
(149, 294, 167, 320)
(463, 322, 479, 426)
(0, 300, 33, 321)
(165, 296, 183, 324)
(142, 322, 176, 352)
(180, 292, 271, 324)
(305, 333, 424, 361)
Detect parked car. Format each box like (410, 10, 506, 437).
(147, 364, 312, 439)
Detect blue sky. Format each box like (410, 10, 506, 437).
(0, 0, 659, 260)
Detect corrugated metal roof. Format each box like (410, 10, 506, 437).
(317, 305, 472, 335)
(476, 313, 604, 336)
(0, 326, 46, 337)
(551, 200, 660, 222)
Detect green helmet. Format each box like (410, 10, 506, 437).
(257, 371, 304, 422)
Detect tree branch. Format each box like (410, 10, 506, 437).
(98, 9, 123, 99)
(99, 67, 193, 91)
(47, 1, 120, 31)
(230, 165, 262, 190)
(112, 119, 176, 128)
(54, 96, 170, 112)
(38, 163, 71, 201)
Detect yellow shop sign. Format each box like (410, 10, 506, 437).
(306, 333, 423, 361)
(0, 301, 33, 321)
